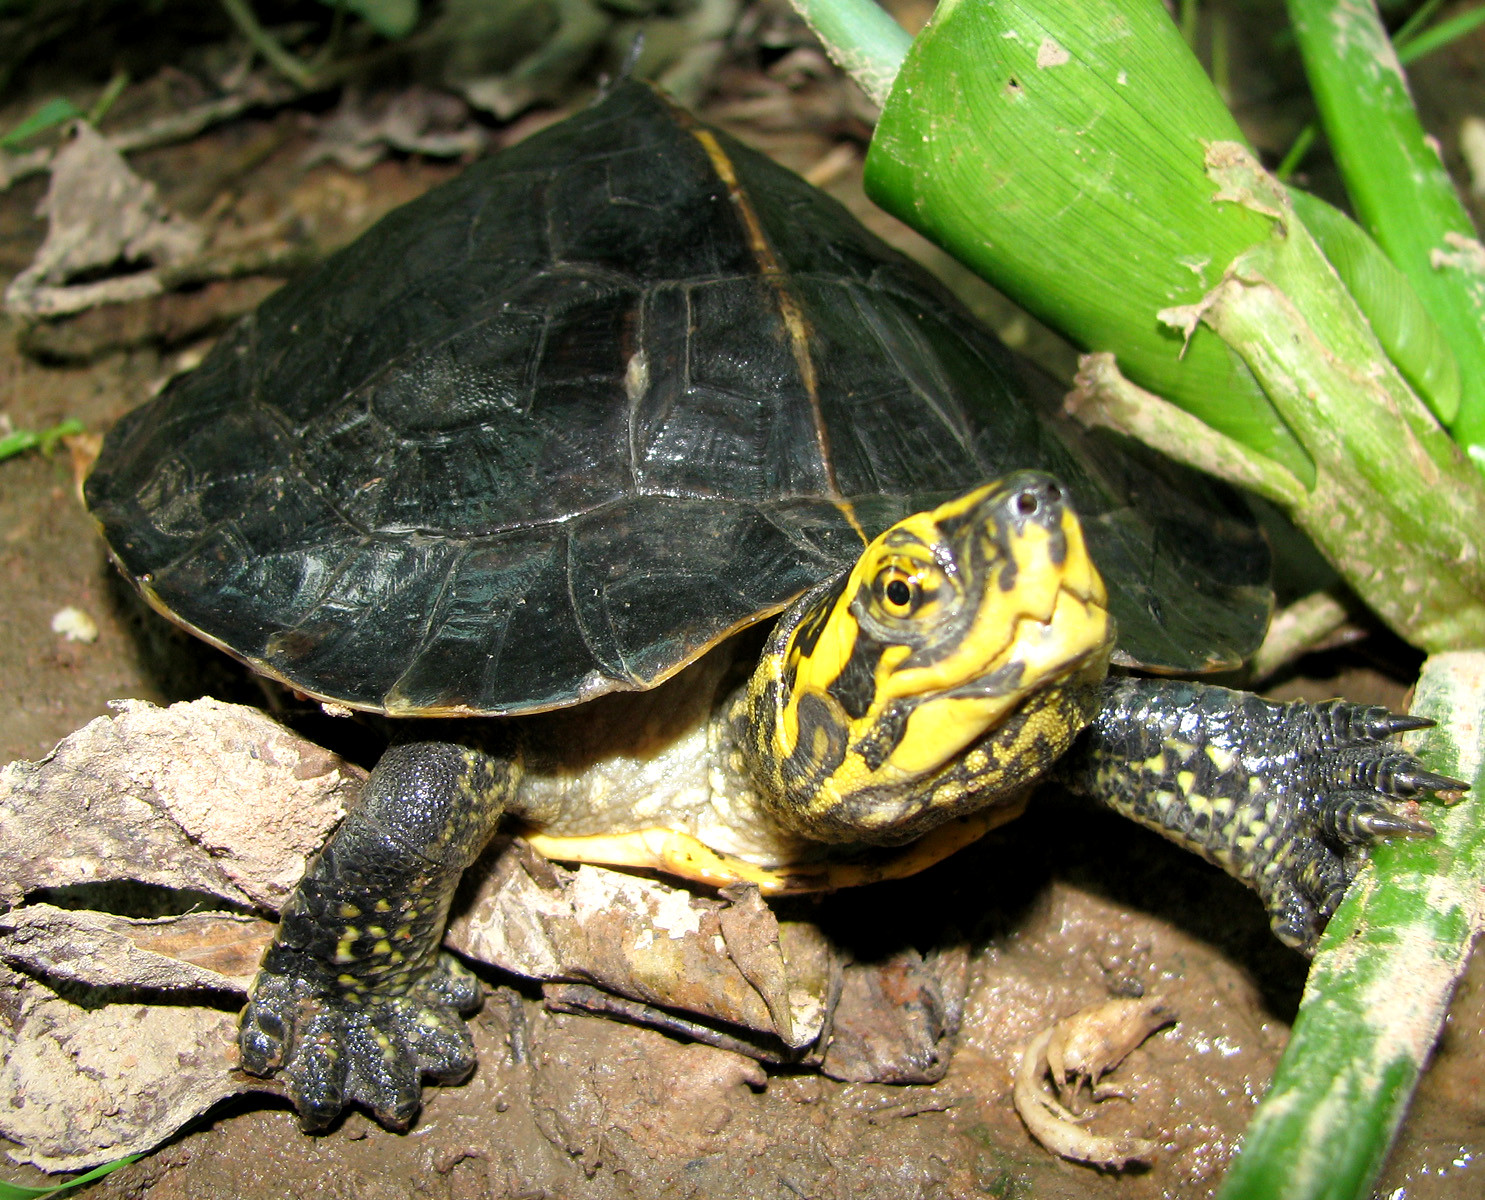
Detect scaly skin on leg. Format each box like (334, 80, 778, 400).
(239, 732, 520, 1129)
(1062, 678, 1459, 951)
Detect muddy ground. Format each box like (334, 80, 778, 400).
(2, 2, 1485, 1197)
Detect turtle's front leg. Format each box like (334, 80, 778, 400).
(1060, 678, 1462, 951)
(239, 731, 520, 1129)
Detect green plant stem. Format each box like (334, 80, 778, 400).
(1286, 0, 1485, 463)
(1287, 187, 1461, 424)
(1179, 0, 1199, 46)
(1274, 7, 1485, 180)
(217, 0, 316, 89)
(1217, 652, 1485, 1200)
(785, 0, 910, 106)
(1274, 123, 1316, 180)
(1392, 0, 1448, 45)
(87, 71, 129, 126)
(1210, 10, 1231, 104)
(1172, 149, 1485, 651)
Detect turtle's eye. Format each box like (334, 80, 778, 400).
(874, 566, 929, 618)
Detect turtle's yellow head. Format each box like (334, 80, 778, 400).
(744, 471, 1115, 844)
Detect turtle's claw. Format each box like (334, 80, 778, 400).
(239, 951, 481, 1130)
(1318, 790, 1437, 845)
(1317, 701, 1433, 743)
(421, 952, 484, 1013)
(1369, 713, 1435, 737)
(1393, 766, 1469, 797)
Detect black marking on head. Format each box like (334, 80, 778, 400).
(785, 691, 848, 784)
(853, 698, 914, 772)
(996, 546, 1019, 594)
(1047, 524, 1068, 566)
(827, 609, 885, 720)
(882, 527, 932, 552)
(929, 502, 1007, 601)
(791, 573, 847, 663)
(933, 505, 980, 544)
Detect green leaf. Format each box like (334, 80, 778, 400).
(0, 419, 83, 462)
(1285, 0, 1485, 467)
(321, 0, 419, 39)
(863, 0, 1317, 484)
(788, 0, 911, 105)
(0, 97, 83, 150)
(1396, 3, 1485, 65)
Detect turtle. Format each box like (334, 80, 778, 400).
(84, 80, 1458, 1131)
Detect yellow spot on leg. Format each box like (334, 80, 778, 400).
(1206, 744, 1237, 774)
(335, 927, 359, 964)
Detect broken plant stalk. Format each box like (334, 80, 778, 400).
(1070, 149, 1485, 652)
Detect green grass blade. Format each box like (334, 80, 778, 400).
(1274, 123, 1318, 180)
(323, 0, 419, 39)
(86, 70, 129, 126)
(1391, 0, 1448, 47)
(218, 0, 315, 88)
(1396, 4, 1485, 66)
(0, 1156, 139, 1199)
(1217, 652, 1485, 1200)
(1270, 6, 1485, 188)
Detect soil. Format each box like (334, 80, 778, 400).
(2, 2, 1484, 1197)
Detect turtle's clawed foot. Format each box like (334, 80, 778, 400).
(1269, 700, 1464, 952)
(240, 952, 482, 1131)
(1070, 682, 1466, 956)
